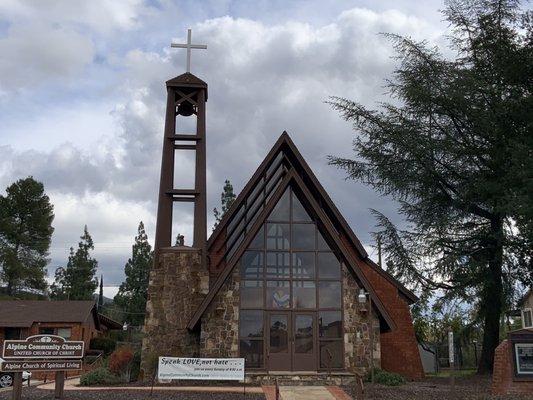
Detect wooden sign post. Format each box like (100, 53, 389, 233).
(1, 335, 84, 400)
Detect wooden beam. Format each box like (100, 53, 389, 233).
(174, 144, 196, 150)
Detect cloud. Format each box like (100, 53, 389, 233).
(0, 5, 445, 282)
(0, 23, 94, 93)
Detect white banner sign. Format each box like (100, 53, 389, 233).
(448, 331, 454, 364)
(158, 357, 245, 381)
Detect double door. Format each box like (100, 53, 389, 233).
(267, 311, 316, 371)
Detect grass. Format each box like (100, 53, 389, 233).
(427, 368, 477, 378)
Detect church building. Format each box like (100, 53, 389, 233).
(140, 34, 424, 381)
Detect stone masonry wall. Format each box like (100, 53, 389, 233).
(141, 247, 209, 378)
(200, 269, 240, 358)
(343, 264, 381, 375)
(340, 234, 424, 379)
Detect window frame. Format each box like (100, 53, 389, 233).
(238, 186, 345, 371)
(522, 308, 533, 329)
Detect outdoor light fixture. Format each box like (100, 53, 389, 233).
(358, 288, 368, 304)
(123, 322, 128, 331)
(177, 101, 195, 116)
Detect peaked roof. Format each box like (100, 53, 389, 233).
(0, 300, 99, 328)
(188, 132, 418, 331)
(166, 72, 208, 97)
(208, 132, 417, 301)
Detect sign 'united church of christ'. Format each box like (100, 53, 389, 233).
(140, 29, 424, 382)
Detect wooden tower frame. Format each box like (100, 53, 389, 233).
(154, 73, 208, 252)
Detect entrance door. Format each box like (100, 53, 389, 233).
(267, 312, 317, 371)
(293, 313, 316, 371)
(268, 312, 291, 370)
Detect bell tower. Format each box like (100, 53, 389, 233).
(154, 29, 208, 252)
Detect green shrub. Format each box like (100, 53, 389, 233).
(371, 369, 406, 386)
(80, 367, 122, 386)
(130, 350, 142, 382)
(90, 337, 116, 355)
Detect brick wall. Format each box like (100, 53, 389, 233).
(341, 234, 424, 379)
(492, 339, 533, 395)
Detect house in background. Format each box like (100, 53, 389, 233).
(519, 290, 532, 329)
(0, 300, 121, 350)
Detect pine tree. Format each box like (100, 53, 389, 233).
(98, 275, 104, 309)
(329, 0, 532, 373)
(114, 222, 153, 325)
(213, 179, 236, 230)
(0, 177, 54, 296)
(50, 226, 98, 300)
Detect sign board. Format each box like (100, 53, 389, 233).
(158, 357, 245, 381)
(2, 335, 84, 360)
(448, 331, 454, 364)
(0, 360, 82, 373)
(515, 343, 533, 375)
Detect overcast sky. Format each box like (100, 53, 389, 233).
(0, 0, 450, 297)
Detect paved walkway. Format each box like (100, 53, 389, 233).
(36, 378, 262, 394)
(262, 385, 352, 400)
(36, 378, 352, 399)
(279, 386, 336, 400)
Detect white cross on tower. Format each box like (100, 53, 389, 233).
(171, 29, 207, 73)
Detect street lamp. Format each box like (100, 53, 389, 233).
(358, 288, 374, 387)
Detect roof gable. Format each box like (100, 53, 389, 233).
(190, 147, 405, 330)
(207, 132, 417, 303)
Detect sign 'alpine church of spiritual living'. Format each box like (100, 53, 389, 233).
(140, 29, 424, 382)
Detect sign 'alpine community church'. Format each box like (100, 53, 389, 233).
(140, 29, 424, 382)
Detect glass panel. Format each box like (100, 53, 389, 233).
(318, 252, 340, 279)
(293, 281, 316, 309)
(39, 327, 54, 335)
(292, 192, 312, 222)
(294, 315, 314, 354)
(267, 189, 290, 221)
(266, 223, 290, 250)
(227, 232, 244, 260)
(227, 205, 245, 234)
(524, 310, 533, 328)
(317, 231, 330, 251)
(319, 341, 343, 368)
(319, 311, 342, 338)
(240, 251, 264, 279)
(266, 152, 283, 177)
(4, 328, 21, 340)
(269, 314, 289, 353)
(266, 281, 290, 309)
(57, 328, 72, 339)
(248, 177, 265, 205)
(240, 310, 263, 338)
(240, 340, 263, 368)
(319, 282, 342, 308)
(292, 252, 315, 279)
(266, 252, 290, 278)
(241, 280, 263, 308)
(292, 224, 316, 250)
(248, 227, 265, 249)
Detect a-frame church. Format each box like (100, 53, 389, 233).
(141, 38, 423, 381)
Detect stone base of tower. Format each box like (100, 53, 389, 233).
(140, 246, 208, 379)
